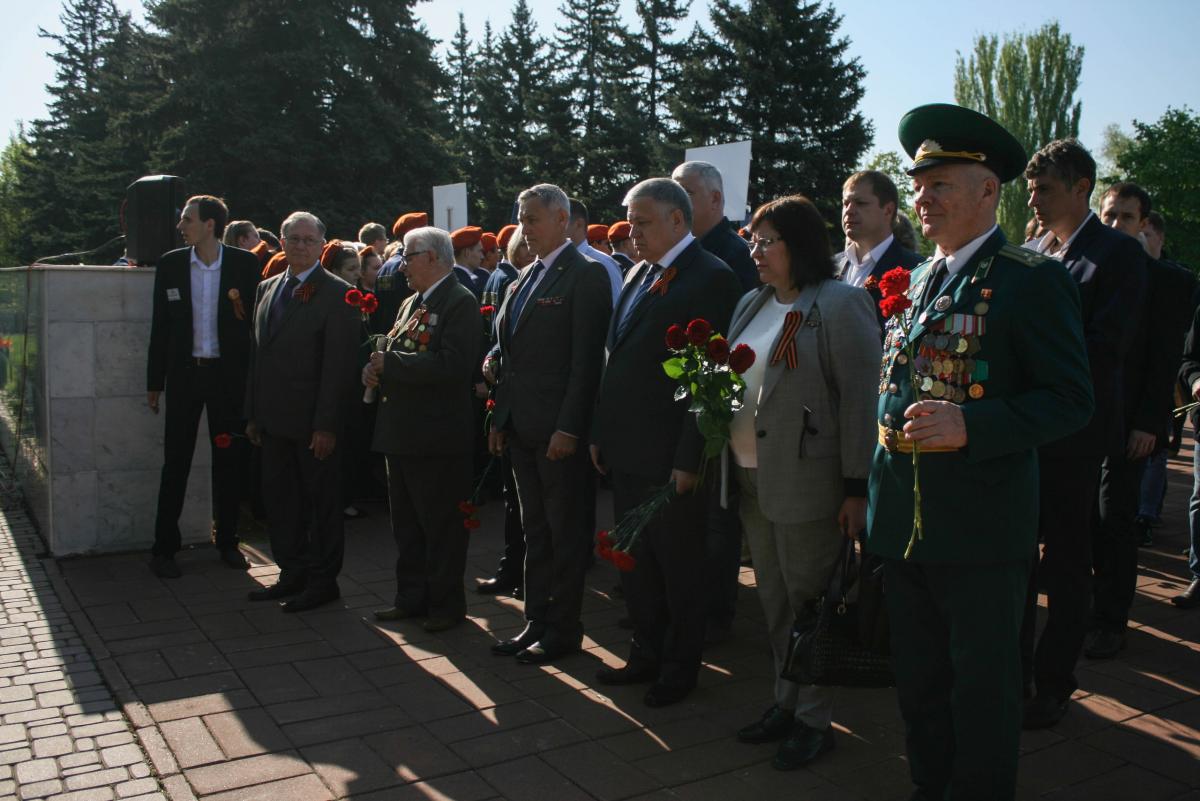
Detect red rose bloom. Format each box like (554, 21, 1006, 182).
(480, 305, 495, 315)
(596, 544, 614, 561)
(458, 500, 476, 515)
(686, 318, 712, 346)
(879, 294, 913, 319)
(877, 267, 912, 298)
(463, 518, 482, 530)
(213, 433, 233, 449)
(610, 550, 637, 571)
(597, 530, 613, 547)
(665, 324, 687, 350)
(705, 336, 730, 365)
(728, 343, 755, 374)
(360, 293, 379, 314)
(486, 399, 496, 411)
(345, 288, 364, 306)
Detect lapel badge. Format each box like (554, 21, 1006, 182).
(933, 295, 952, 312)
(980, 288, 993, 299)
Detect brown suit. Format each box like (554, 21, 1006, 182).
(247, 265, 360, 590)
(372, 272, 481, 620)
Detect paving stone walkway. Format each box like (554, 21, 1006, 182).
(4, 442, 1200, 801)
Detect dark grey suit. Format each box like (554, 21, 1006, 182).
(490, 243, 612, 647)
(247, 265, 360, 591)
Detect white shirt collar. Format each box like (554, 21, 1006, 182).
(846, 234, 894, 269)
(657, 232, 696, 269)
(422, 271, 452, 299)
(190, 244, 223, 271)
(936, 224, 999, 277)
(287, 261, 321, 283)
(538, 239, 572, 270)
(1032, 211, 1094, 257)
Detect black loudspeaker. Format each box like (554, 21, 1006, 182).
(125, 175, 186, 265)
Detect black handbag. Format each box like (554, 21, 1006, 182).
(780, 538, 894, 687)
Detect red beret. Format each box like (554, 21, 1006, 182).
(587, 224, 609, 243)
(391, 212, 428, 239)
(607, 221, 631, 242)
(497, 224, 518, 249)
(480, 232, 498, 253)
(262, 251, 288, 280)
(451, 226, 483, 251)
(319, 239, 346, 271)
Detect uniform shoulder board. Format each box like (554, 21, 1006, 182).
(999, 243, 1049, 267)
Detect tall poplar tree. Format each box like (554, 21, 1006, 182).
(954, 22, 1084, 242)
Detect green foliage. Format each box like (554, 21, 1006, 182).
(1114, 107, 1200, 267)
(954, 22, 1083, 243)
(863, 151, 933, 256)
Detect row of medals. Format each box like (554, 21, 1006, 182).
(881, 328, 986, 405)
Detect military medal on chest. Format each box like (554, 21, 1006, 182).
(396, 306, 439, 352)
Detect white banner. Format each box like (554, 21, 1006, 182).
(432, 183, 469, 231)
(684, 141, 753, 224)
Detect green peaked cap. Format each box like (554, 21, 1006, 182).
(898, 103, 1027, 183)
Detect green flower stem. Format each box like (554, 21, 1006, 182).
(896, 313, 925, 561)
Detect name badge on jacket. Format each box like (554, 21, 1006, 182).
(166, 288, 181, 301)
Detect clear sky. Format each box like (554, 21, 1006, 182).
(3, 0, 1198, 163)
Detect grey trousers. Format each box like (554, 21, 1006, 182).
(736, 465, 843, 728)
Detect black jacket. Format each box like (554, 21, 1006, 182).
(591, 239, 742, 480)
(834, 237, 924, 331)
(146, 245, 261, 417)
(700, 217, 758, 292)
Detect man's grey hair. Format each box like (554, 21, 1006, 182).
(280, 211, 326, 238)
(517, 184, 570, 216)
(404, 226, 454, 269)
(623, 178, 693, 228)
(671, 161, 724, 197)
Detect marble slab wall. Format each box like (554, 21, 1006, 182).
(0, 266, 213, 555)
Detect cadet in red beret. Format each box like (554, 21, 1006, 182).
(478, 232, 501, 285)
(392, 212, 428, 240)
(450, 226, 484, 299)
(607, 220, 636, 274)
(587, 223, 611, 254)
(497, 224, 518, 251)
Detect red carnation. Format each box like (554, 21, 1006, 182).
(458, 500, 476, 515)
(686, 318, 712, 346)
(360, 293, 379, 314)
(705, 336, 730, 365)
(486, 399, 496, 411)
(877, 267, 911, 298)
(664, 324, 687, 350)
(345, 288, 364, 306)
(728, 344, 755, 374)
(463, 518, 482, 530)
(596, 543, 614, 561)
(610, 550, 637, 572)
(597, 530, 613, 547)
(480, 305, 495, 315)
(213, 433, 233, 449)
(879, 294, 913, 319)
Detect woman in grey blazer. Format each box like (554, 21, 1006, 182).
(724, 195, 880, 770)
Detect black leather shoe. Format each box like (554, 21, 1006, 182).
(282, 585, 340, 613)
(476, 575, 521, 595)
(218, 548, 249, 570)
(596, 664, 657, 686)
(736, 705, 795, 744)
(491, 624, 545, 656)
(1172, 578, 1200, 609)
(643, 682, 693, 708)
(1084, 629, 1127, 659)
(516, 641, 579, 665)
(1022, 694, 1069, 729)
(773, 724, 834, 770)
(372, 606, 424, 621)
(149, 556, 182, 579)
(247, 581, 305, 601)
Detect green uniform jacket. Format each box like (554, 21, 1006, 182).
(867, 229, 1094, 563)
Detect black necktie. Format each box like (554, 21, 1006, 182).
(617, 263, 661, 338)
(923, 259, 948, 311)
(508, 260, 545, 334)
(269, 274, 299, 334)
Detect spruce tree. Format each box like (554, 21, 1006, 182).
(672, 0, 872, 220)
(631, 0, 692, 172)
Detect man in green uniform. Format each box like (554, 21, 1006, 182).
(867, 104, 1094, 801)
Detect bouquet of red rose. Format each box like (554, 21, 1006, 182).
(596, 318, 755, 572)
(877, 267, 925, 559)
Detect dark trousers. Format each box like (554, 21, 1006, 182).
(612, 469, 709, 690)
(260, 432, 344, 589)
(153, 364, 243, 557)
(493, 449, 526, 582)
(886, 558, 1030, 801)
(508, 433, 591, 646)
(704, 488, 742, 631)
(385, 453, 471, 620)
(1021, 455, 1101, 701)
(1092, 453, 1146, 632)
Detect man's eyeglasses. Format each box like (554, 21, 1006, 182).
(400, 250, 429, 265)
(749, 236, 781, 253)
(284, 236, 323, 247)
